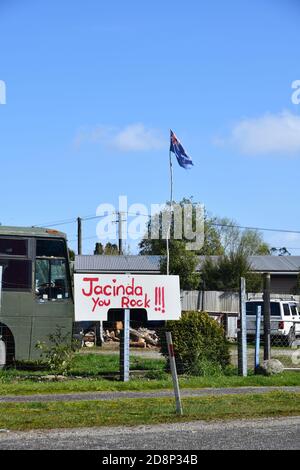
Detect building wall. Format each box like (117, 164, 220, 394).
(270, 275, 297, 294)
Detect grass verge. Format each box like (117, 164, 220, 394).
(0, 371, 300, 396)
(0, 392, 299, 431)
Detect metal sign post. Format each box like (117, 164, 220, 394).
(238, 277, 248, 377)
(255, 305, 262, 373)
(166, 331, 183, 415)
(120, 308, 130, 382)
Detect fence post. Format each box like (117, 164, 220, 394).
(255, 305, 262, 373)
(263, 273, 271, 360)
(238, 277, 248, 376)
(120, 309, 130, 382)
(166, 331, 183, 415)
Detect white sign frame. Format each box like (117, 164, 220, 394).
(74, 274, 181, 321)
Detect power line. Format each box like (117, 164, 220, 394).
(34, 210, 300, 238)
(126, 211, 300, 236)
(33, 212, 117, 228)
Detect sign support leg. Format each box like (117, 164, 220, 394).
(255, 305, 262, 373)
(120, 308, 130, 382)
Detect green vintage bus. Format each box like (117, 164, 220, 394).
(0, 226, 74, 365)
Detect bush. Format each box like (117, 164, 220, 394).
(35, 327, 79, 375)
(159, 311, 230, 375)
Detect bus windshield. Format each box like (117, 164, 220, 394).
(35, 238, 71, 301)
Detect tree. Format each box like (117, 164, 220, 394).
(213, 217, 270, 255)
(160, 240, 200, 290)
(94, 242, 104, 255)
(139, 199, 223, 290)
(68, 249, 75, 261)
(104, 243, 119, 255)
(239, 230, 270, 255)
(93, 242, 119, 255)
(201, 250, 262, 292)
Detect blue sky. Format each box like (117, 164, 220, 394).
(0, 0, 300, 254)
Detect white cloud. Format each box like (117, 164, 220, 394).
(75, 123, 165, 152)
(217, 111, 300, 156)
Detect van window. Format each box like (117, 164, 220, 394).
(283, 304, 291, 316)
(0, 238, 27, 257)
(246, 302, 281, 316)
(291, 305, 298, 316)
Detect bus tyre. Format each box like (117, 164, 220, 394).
(0, 338, 6, 369)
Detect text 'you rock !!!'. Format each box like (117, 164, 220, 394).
(81, 277, 166, 313)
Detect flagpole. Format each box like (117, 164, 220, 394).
(167, 144, 173, 276)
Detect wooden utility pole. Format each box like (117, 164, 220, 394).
(263, 273, 271, 360)
(77, 217, 82, 255)
(118, 212, 123, 255)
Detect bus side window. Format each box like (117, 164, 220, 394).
(0, 259, 31, 290)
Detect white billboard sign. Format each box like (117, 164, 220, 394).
(74, 274, 181, 321)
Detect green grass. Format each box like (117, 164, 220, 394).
(70, 353, 166, 375)
(0, 392, 299, 431)
(9, 353, 166, 377)
(0, 371, 299, 396)
(0, 352, 299, 396)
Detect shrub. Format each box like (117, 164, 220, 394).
(159, 311, 230, 375)
(35, 327, 79, 375)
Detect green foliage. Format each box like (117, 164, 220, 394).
(160, 311, 230, 375)
(160, 240, 200, 290)
(214, 218, 270, 255)
(35, 328, 78, 375)
(201, 251, 263, 292)
(68, 249, 75, 261)
(94, 242, 104, 255)
(139, 198, 223, 290)
(94, 242, 119, 255)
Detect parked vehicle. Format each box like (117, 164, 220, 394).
(0, 226, 74, 366)
(245, 299, 300, 346)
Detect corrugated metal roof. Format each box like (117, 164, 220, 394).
(248, 255, 300, 272)
(75, 254, 300, 274)
(197, 255, 300, 273)
(75, 255, 161, 273)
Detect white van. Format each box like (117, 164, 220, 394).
(246, 299, 300, 346)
